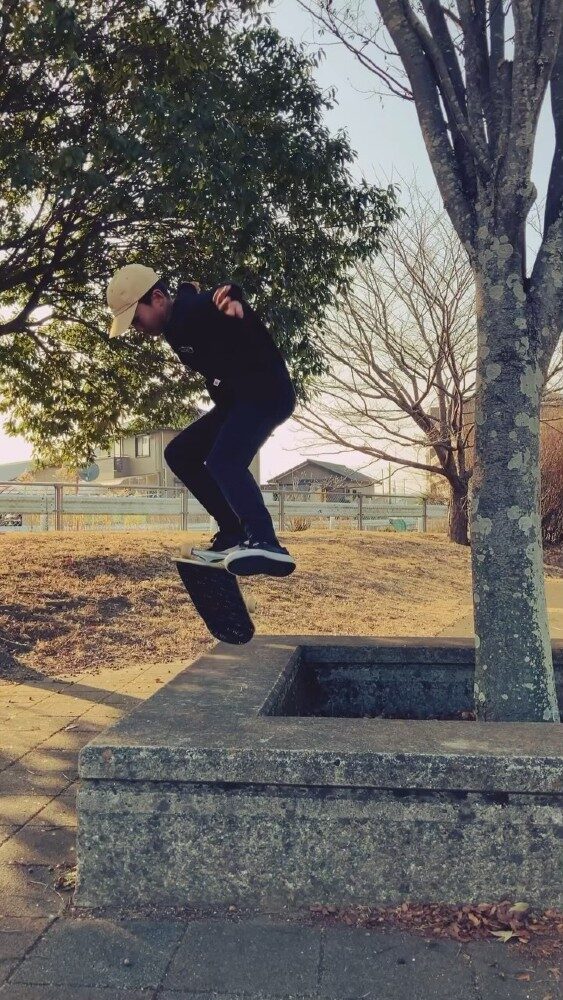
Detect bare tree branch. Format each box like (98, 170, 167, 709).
(296, 0, 414, 98)
(528, 20, 563, 373)
(294, 185, 477, 503)
(361, 0, 480, 246)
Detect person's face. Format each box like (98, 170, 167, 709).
(131, 288, 171, 337)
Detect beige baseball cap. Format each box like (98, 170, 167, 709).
(106, 263, 161, 338)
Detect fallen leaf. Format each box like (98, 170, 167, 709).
(516, 973, 531, 981)
(509, 902, 530, 914)
(491, 930, 517, 943)
(54, 867, 76, 891)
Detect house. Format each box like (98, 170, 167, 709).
(93, 424, 261, 488)
(0, 422, 260, 489)
(93, 427, 184, 487)
(265, 460, 376, 501)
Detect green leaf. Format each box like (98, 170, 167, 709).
(0, 0, 400, 465)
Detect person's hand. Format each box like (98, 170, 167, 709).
(212, 284, 244, 319)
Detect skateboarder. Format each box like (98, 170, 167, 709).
(106, 263, 297, 577)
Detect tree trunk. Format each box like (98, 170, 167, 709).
(470, 244, 559, 722)
(448, 478, 470, 545)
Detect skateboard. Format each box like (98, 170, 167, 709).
(174, 558, 255, 644)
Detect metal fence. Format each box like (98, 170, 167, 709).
(0, 481, 448, 534)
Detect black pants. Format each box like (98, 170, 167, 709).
(164, 385, 296, 545)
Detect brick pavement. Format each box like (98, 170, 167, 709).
(0, 635, 560, 998)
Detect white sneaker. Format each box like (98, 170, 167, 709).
(224, 541, 296, 577)
(184, 530, 246, 565)
(187, 544, 242, 565)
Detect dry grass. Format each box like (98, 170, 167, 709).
(0, 527, 555, 679)
(0, 528, 476, 678)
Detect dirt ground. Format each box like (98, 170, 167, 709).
(0, 528, 560, 677)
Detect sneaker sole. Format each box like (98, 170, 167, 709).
(176, 556, 225, 567)
(225, 552, 296, 578)
(189, 546, 242, 564)
(189, 553, 227, 564)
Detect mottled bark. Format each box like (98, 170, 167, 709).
(471, 237, 559, 722)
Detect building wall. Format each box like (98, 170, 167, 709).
(95, 456, 119, 482)
(121, 430, 174, 485)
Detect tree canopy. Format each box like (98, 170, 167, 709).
(0, 0, 400, 465)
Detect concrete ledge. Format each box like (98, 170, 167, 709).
(79, 637, 563, 791)
(76, 637, 563, 911)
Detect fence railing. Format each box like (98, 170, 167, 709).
(0, 481, 448, 534)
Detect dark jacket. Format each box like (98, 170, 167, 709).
(163, 281, 295, 406)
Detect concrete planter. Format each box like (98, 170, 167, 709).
(76, 637, 563, 912)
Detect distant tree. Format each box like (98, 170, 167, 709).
(295, 185, 477, 545)
(540, 394, 563, 545)
(297, 185, 561, 546)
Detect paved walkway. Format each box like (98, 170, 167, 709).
(1, 609, 561, 998)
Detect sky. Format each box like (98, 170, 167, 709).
(0, 0, 556, 491)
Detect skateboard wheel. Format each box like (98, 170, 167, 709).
(244, 595, 257, 614)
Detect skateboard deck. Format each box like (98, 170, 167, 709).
(174, 558, 255, 644)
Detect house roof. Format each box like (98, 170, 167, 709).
(266, 459, 374, 485)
